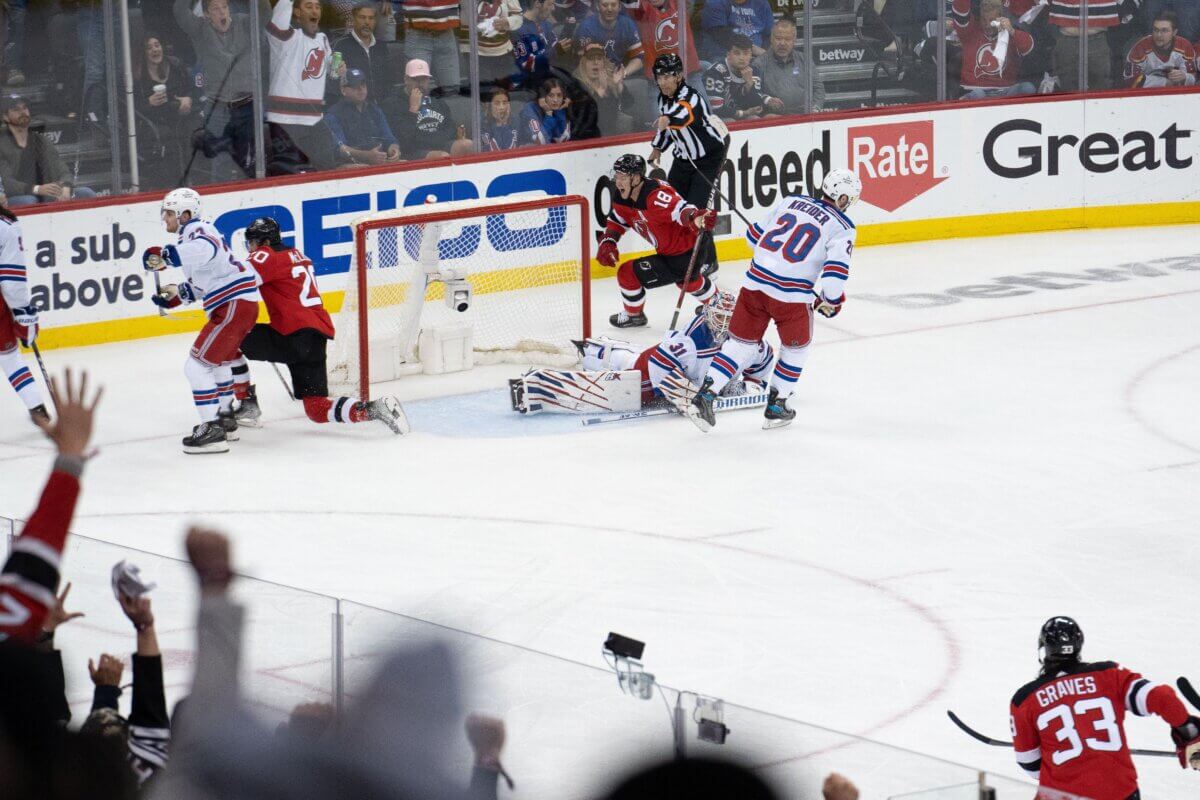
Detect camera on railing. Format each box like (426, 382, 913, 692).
(604, 632, 655, 700)
(602, 632, 730, 755)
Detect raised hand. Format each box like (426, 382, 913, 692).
(35, 368, 103, 457)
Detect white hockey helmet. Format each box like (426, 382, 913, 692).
(162, 187, 202, 222)
(705, 290, 738, 343)
(820, 168, 862, 210)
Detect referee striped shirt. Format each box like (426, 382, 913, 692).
(651, 82, 728, 161)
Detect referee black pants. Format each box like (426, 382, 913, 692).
(668, 150, 726, 210)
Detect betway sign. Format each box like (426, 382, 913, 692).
(847, 120, 948, 212)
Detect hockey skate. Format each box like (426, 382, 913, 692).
(762, 388, 796, 430)
(216, 409, 240, 441)
(28, 404, 49, 426)
(609, 311, 648, 328)
(366, 395, 410, 435)
(182, 421, 229, 454)
(233, 384, 262, 428)
(686, 377, 717, 432)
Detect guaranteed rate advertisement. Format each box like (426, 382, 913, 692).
(16, 90, 1199, 347)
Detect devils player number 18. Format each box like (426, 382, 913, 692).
(1036, 697, 1123, 765)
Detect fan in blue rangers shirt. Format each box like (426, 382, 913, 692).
(576, 291, 772, 406)
(688, 168, 861, 432)
(482, 87, 522, 150)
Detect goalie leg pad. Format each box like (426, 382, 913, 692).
(511, 369, 642, 414)
(580, 337, 638, 372)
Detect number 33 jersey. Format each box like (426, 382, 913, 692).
(247, 246, 335, 338)
(1009, 661, 1178, 799)
(743, 194, 856, 304)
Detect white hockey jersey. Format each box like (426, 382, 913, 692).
(743, 194, 856, 304)
(0, 216, 31, 312)
(585, 314, 773, 399)
(266, 0, 333, 125)
(171, 219, 261, 316)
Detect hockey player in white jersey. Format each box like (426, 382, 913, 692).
(578, 291, 773, 407)
(144, 188, 261, 454)
(0, 199, 47, 424)
(689, 168, 861, 432)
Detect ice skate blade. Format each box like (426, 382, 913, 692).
(761, 416, 794, 430)
(235, 417, 263, 428)
(684, 405, 713, 433)
(183, 442, 230, 454)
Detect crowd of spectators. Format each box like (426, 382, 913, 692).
(0, 366, 870, 800)
(0, 0, 1189, 193)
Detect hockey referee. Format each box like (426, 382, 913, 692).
(647, 53, 729, 210)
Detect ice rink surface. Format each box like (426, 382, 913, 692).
(2, 224, 1198, 797)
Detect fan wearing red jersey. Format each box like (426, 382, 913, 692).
(599, 153, 718, 329)
(236, 217, 408, 434)
(0, 369, 100, 645)
(1009, 617, 1200, 800)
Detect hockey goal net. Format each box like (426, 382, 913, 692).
(329, 194, 591, 400)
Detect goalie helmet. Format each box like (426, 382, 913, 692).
(704, 290, 738, 343)
(245, 216, 284, 251)
(162, 187, 202, 221)
(820, 169, 862, 209)
(1038, 616, 1084, 669)
(612, 153, 646, 177)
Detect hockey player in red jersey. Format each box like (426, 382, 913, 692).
(236, 216, 408, 433)
(1009, 616, 1200, 800)
(599, 153, 718, 328)
(0, 368, 101, 644)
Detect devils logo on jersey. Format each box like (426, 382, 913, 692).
(654, 16, 679, 48)
(302, 47, 327, 80)
(973, 41, 1003, 78)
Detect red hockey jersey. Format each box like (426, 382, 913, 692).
(624, 0, 701, 79)
(951, 0, 1034, 91)
(247, 246, 336, 338)
(604, 179, 700, 257)
(1010, 661, 1188, 800)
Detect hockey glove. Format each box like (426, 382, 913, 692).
(597, 237, 620, 269)
(11, 305, 37, 346)
(680, 206, 716, 231)
(813, 293, 844, 318)
(151, 284, 184, 309)
(142, 246, 164, 271)
(1171, 716, 1200, 770)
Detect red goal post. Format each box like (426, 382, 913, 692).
(328, 194, 592, 401)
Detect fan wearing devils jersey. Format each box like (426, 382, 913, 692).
(0, 369, 99, 645)
(1009, 617, 1200, 800)
(144, 188, 261, 454)
(266, 0, 343, 171)
(598, 153, 717, 329)
(238, 217, 408, 434)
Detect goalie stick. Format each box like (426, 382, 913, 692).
(582, 389, 766, 427)
(945, 710, 1176, 758)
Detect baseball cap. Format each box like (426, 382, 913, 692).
(405, 59, 432, 78)
(343, 68, 367, 87)
(0, 94, 27, 113)
(582, 43, 606, 59)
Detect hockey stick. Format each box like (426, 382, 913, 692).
(1178, 677, 1200, 712)
(946, 710, 1176, 758)
(271, 363, 295, 401)
(29, 342, 57, 411)
(680, 151, 756, 230)
(666, 138, 731, 333)
(151, 270, 168, 318)
(582, 389, 766, 426)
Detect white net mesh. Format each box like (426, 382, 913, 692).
(329, 195, 589, 397)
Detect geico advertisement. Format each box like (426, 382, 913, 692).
(16, 91, 1198, 332)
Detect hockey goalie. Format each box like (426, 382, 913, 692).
(510, 291, 774, 416)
